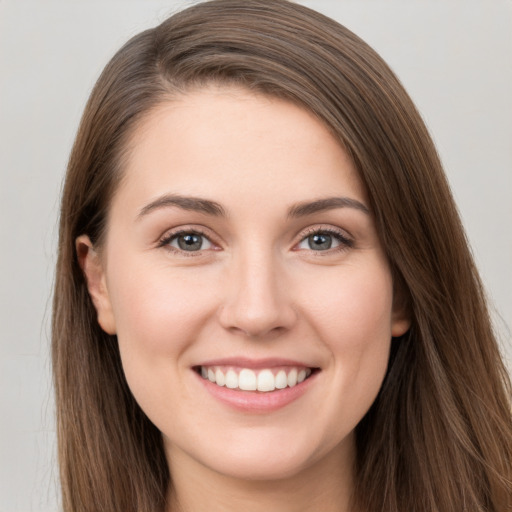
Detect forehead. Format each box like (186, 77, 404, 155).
(114, 86, 367, 214)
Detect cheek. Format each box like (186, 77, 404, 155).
(104, 260, 223, 417)
(299, 260, 394, 413)
(108, 262, 218, 353)
(337, 269, 393, 379)
(105, 260, 222, 424)
(303, 260, 394, 346)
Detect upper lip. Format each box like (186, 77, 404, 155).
(194, 357, 318, 369)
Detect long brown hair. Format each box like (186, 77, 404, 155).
(52, 1, 512, 510)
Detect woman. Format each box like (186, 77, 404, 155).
(52, 0, 512, 510)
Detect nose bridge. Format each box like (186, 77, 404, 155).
(219, 241, 295, 337)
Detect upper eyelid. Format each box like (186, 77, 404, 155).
(293, 226, 355, 253)
(159, 225, 214, 240)
(157, 224, 353, 249)
(157, 226, 218, 249)
(296, 224, 353, 241)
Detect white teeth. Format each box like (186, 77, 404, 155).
(287, 368, 298, 387)
(257, 369, 275, 392)
(225, 369, 238, 389)
(275, 370, 288, 389)
(199, 365, 314, 392)
(239, 369, 257, 390)
(215, 368, 225, 387)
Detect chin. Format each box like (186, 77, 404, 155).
(209, 451, 316, 482)
(176, 426, 351, 484)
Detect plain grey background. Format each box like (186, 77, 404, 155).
(1, 1, 511, 510)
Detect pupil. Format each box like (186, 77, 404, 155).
(309, 233, 332, 250)
(178, 234, 202, 251)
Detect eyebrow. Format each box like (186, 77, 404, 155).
(137, 194, 370, 219)
(287, 197, 370, 217)
(137, 194, 226, 218)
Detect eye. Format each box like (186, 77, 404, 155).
(296, 229, 352, 252)
(163, 230, 214, 252)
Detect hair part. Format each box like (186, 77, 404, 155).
(53, 1, 512, 511)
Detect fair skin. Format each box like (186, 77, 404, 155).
(78, 86, 410, 512)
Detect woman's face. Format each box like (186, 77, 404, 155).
(80, 86, 409, 482)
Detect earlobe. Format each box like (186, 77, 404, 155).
(391, 289, 411, 338)
(76, 235, 117, 335)
(391, 313, 411, 338)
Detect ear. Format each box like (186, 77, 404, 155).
(76, 235, 116, 335)
(391, 308, 411, 338)
(391, 286, 411, 338)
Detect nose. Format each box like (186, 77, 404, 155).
(218, 249, 297, 339)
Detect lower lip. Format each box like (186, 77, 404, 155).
(195, 371, 318, 413)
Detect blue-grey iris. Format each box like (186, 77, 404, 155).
(308, 233, 332, 250)
(178, 234, 203, 251)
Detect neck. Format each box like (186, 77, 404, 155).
(166, 438, 356, 512)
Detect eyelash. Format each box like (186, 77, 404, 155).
(157, 226, 354, 256)
(296, 226, 354, 254)
(158, 228, 215, 257)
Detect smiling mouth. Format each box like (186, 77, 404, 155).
(194, 365, 319, 393)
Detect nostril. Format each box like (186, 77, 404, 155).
(216, 268, 298, 337)
(218, 301, 298, 339)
